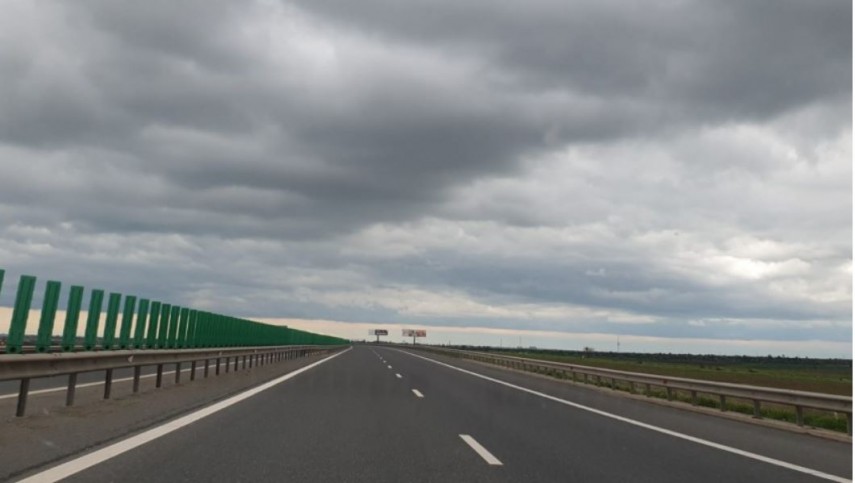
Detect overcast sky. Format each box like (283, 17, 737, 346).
(0, 0, 851, 356)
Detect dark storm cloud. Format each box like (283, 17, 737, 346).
(289, 0, 851, 119)
(0, 0, 849, 352)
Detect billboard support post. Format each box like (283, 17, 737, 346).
(402, 329, 427, 345)
(369, 329, 389, 343)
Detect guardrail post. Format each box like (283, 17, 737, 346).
(666, 387, 673, 401)
(215, 358, 221, 375)
(190, 361, 197, 381)
(104, 369, 113, 399)
(36, 280, 62, 352)
(795, 405, 804, 426)
(156, 364, 164, 388)
(66, 373, 77, 406)
(233, 357, 239, 371)
(690, 390, 698, 406)
(720, 395, 727, 412)
(204, 359, 210, 378)
(847, 413, 852, 435)
(83, 289, 105, 351)
(8, 275, 37, 354)
(133, 366, 141, 393)
(225, 357, 230, 373)
(752, 400, 761, 419)
(175, 362, 182, 384)
(16, 378, 31, 417)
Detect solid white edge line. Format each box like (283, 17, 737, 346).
(396, 349, 850, 483)
(0, 369, 193, 400)
(460, 434, 503, 466)
(412, 389, 424, 398)
(17, 348, 352, 483)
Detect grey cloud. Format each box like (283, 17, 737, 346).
(289, 0, 851, 121)
(0, 0, 849, 353)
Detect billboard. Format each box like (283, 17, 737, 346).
(370, 329, 389, 336)
(402, 329, 427, 337)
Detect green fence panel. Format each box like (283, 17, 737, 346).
(157, 303, 171, 349)
(202, 311, 211, 348)
(167, 305, 180, 348)
(0, 268, 347, 351)
(7, 275, 37, 353)
(133, 298, 149, 349)
(196, 311, 207, 348)
(187, 310, 198, 348)
(146, 301, 161, 348)
(216, 315, 224, 347)
(119, 295, 137, 349)
(61, 286, 84, 351)
(102, 292, 122, 350)
(36, 280, 62, 352)
(192, 311, 203, 348)
(177, 307, 190, 348)
(83, 289, 105, 351)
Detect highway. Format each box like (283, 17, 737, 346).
(14, 345, 853, 482)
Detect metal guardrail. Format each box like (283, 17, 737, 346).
(0, 344, 348, 417)
(410, 345, 853, 435)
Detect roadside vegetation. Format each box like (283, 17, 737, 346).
(461, 347, 851, 395)
(451, 346, 852, 433)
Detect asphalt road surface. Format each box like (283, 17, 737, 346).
(15, 345, 853, 482)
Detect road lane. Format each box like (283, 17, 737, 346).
(19, 345, 851, 482)
(383, 346, 852, 482)
(58, 345, 505, 483)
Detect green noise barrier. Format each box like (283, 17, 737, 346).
(0, 268, 348, 353)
